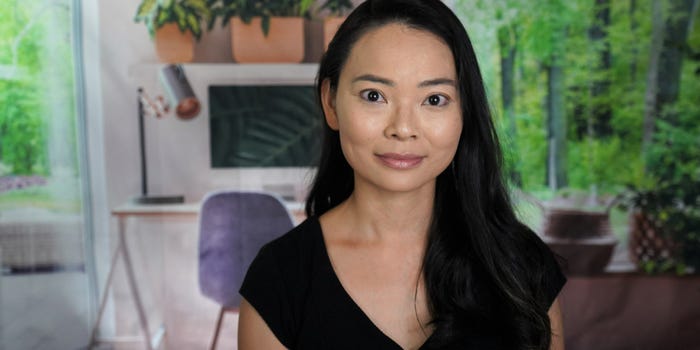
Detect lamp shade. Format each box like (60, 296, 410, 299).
(160, 64, 200, 120)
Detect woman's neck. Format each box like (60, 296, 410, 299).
(327, 180, 435, 245)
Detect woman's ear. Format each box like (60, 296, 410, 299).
(321, 79, 339, 130)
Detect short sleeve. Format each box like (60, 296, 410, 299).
(239, 245, 295, 348)
(541, 249, 567, 308)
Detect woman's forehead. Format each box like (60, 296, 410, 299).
(339, 23, 457, 85)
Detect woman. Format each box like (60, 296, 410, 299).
(238, 0, 566, 349)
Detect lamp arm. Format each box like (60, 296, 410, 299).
(138, 87, 148, 197)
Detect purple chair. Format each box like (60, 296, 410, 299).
(198, 191, 294, 349)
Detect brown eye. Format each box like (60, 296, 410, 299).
(361, 90, 385, 103)
(424, 94, 448, 107)
(368, 90, 380, 101)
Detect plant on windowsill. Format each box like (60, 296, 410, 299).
(216, 0, 314, 63)
(318, 0, 354, 49)
(619, 120, 700, 275)
(134, 0, 215, 63)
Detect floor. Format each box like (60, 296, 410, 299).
(0, 212, 240, 350)
(1, 271, 239, 350)
(1, 272, 91, 350)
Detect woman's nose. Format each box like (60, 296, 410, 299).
(384, 105, 418, 140)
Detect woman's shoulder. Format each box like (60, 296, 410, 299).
(249, 216, 326, 284)
(512, 226, 567, 307)
(240, 216, 324, 349)
(259, 216, 322, 260)
(240, 216, 323, 308)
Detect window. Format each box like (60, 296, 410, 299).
(0, 1, 94, 348)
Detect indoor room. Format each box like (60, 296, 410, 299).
(0, 0, 698, 349)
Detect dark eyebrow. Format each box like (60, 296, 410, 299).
(352, 74, 456, 89)
(351, 74, 395, 86)
(418, 78, 456, 88)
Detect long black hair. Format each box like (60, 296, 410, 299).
(306, 0, 559, 348)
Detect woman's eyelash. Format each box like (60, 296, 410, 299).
(423, 94, 450, 107)
(360, 89, 385, 102)
(358, 91, 451, 106)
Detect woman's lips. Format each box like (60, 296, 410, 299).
(376, 153, 425, 169)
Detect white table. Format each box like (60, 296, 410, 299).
(89, 202, 199, 350)
(88, 200, 304, 349)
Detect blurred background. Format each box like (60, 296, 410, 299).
(0, 0, 698, 349)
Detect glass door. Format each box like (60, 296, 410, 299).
(0, 0, 94, 349)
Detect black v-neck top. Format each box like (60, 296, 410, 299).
(239, 217, 566, 349)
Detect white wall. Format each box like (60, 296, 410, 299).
(89, 2, 323, 338)
(97, 0, 317, 209)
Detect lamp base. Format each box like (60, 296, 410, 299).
(134, 195, 185, 205)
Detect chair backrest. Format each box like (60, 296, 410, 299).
(198, 191, 294, 308)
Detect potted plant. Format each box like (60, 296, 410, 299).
(135, 0, 214, 63)
(217, 0, 314, 63)
(318, 0, 354, 50)
(622, 179, 700, 275)
(620, 121, 700, 275)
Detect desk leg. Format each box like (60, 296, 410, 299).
(89, 228, 124, 348)
(118, 216, 155, 350)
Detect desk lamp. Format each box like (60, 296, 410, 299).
(135, 64, 200, 204)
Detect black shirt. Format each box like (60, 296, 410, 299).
(240, 217, 566, 349)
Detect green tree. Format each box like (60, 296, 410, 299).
(643, 0, 698, 157)
(0, 1, 48, 175)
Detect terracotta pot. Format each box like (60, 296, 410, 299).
(154, 23, 194, 63)
(231, 17, 305, 63)
(323, 16, 346, 50)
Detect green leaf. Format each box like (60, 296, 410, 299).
(156, 7, 170, 28)
(186, 13, 201, 39)
(642, 260, 656, 274)
(173, 3, 187, 31)
(299, 0, 313, 16)
(184, 0, 211, 19)
(135, 0, 158, 21)
(207, 10, 218, 30)
(675, 263, 688, 276)
(261, 15, 270, 37)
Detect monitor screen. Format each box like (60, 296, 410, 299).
(209, 85, 322, 168)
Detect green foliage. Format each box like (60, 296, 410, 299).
(0, 81, 47, 175)
(620, 105, 700, 273)
(0, 0, 83, 218)
(134, 0, 215, 40)
(216, 0, 313, 36)
(0, 2, 49, 176)
(567, 137, 642, 192)
(454, 0, 670, 196)
(520, 0, 587, 65)
(318, 0, 353, 16)
(454, 1, 698, 274)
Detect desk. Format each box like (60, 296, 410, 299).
(88, 200, 304, 349)
(89, 203, 199, 350)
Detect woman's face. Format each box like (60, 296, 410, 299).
(321, 23, 462, 195)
